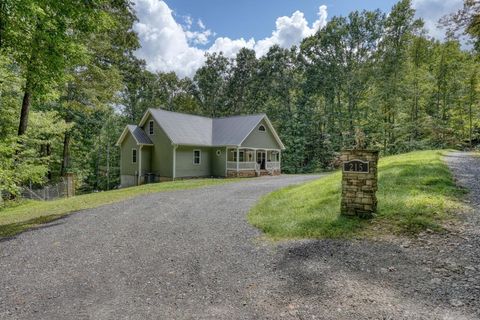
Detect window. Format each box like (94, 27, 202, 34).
(193, 150, 201, 165)
(233, 151, 244, 162)
(216, 149, 222, 156)
(259, 125, 266, 132)
(132, 149, 137, 163)
(148, 120, 154, 135)
(273, 152, 280, 161)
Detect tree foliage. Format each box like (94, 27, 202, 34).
(0, 0, 479, 200)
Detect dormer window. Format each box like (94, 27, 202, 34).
(149, 120, 154, 135)
(259, 125, 266, 132)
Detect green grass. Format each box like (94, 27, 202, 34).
(0, 178, 238, 238)
(248, 150, 468, 239)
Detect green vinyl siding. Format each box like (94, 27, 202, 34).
(120, 133, 138, 176)
(141, 147, 151, 174)
(241, 119, 281, 149)
(175, 146, 211, 178)
(211, 147, 226, 177)
(141, 114, 173, 177)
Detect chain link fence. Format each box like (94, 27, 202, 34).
(21, 174, 75, 201)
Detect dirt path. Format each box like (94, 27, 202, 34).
(0, 153, 479, 320)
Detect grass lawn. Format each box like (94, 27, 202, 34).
(248, 150, 468, 239)
(0, 178, 238, 238)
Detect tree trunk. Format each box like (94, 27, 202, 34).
(0, 1, 5, 48)
(60, 131, 71, 176)
(18, 76, 32, 136)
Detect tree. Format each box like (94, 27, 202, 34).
(57, 0, 139, 176)
(375, 0, 423, 154)
(1, 1, 111, 135)
(193, 53, 230, 117)
(442, 0, 480, 52)
(226, 48, 259, 113)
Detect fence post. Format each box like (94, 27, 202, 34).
(65, 173, 76, 198)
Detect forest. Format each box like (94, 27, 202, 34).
(0, 0, 479, 196)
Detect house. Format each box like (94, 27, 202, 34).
(116, 108, 285, 187)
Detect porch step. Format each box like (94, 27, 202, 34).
(260, 170, 270, 176)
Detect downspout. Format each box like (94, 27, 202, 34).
(224, 147, 227, 177)
(138, 145, 143, 185)
(172, 144, 178, 181)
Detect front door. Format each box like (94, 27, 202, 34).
(257, 151, 266, 170)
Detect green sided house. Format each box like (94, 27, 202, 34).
(116, 108, 285, 187)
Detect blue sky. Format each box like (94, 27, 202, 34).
(133, 0, 463, 78)
(167, 0, 398, 44)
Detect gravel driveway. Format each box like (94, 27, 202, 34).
(1, 156, 480, 320)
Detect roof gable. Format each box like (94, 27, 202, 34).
(115, 125, 153, 146)
(212, 114, 265, 146)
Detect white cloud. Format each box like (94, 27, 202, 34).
(186, 29, 213, 45)
(133, 0, 205, 78)
(183, 15, 193, 29)
(133, 0, 328, 77)
(208, 37, 256, 58)
(254, 5, 328, 57)
(412, 0, 463, 39)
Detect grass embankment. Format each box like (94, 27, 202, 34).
(249, 150, 467, 239)
(0, 178, 238, 238)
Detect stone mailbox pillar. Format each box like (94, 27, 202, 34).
(340, 150, 379, 218)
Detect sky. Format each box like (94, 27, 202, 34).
(133, 0, 464, 78)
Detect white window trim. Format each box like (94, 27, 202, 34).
(193, 149, 201, 165)
(148, 120, 154, 135)
(132, 148, 137, 164)
(258, 124, 266, 132)
(233, 150, 245, 162)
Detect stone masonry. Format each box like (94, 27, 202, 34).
(340, 150, 379, 218)
(226, 169, 281, 178)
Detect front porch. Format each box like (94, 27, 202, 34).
(226, 148, 281, 177)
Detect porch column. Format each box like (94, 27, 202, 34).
(279, 150, 281, 168)
(236, 147, 240, 171)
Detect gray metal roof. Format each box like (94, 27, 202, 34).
(149, 109, 213, 146)
(212, 115, 265, 146)
(144, 108, 284, 148)
(128, 125, 153, 145)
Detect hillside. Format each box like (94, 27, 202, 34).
(248, 150, 468, 239)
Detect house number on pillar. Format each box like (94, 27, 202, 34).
(340, 150, 378, 218)
(343, 160, 369, 173)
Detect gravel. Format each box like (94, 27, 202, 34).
(1, 154, 480, 320)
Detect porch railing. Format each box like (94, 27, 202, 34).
(227, 161, 257, 170)
(266, 161, 281, 170)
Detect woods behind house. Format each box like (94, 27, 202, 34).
(0, 0, 479, 196)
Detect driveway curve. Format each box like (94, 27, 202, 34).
(1, 167, 479, 320)
(0, 175, 320, 320)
